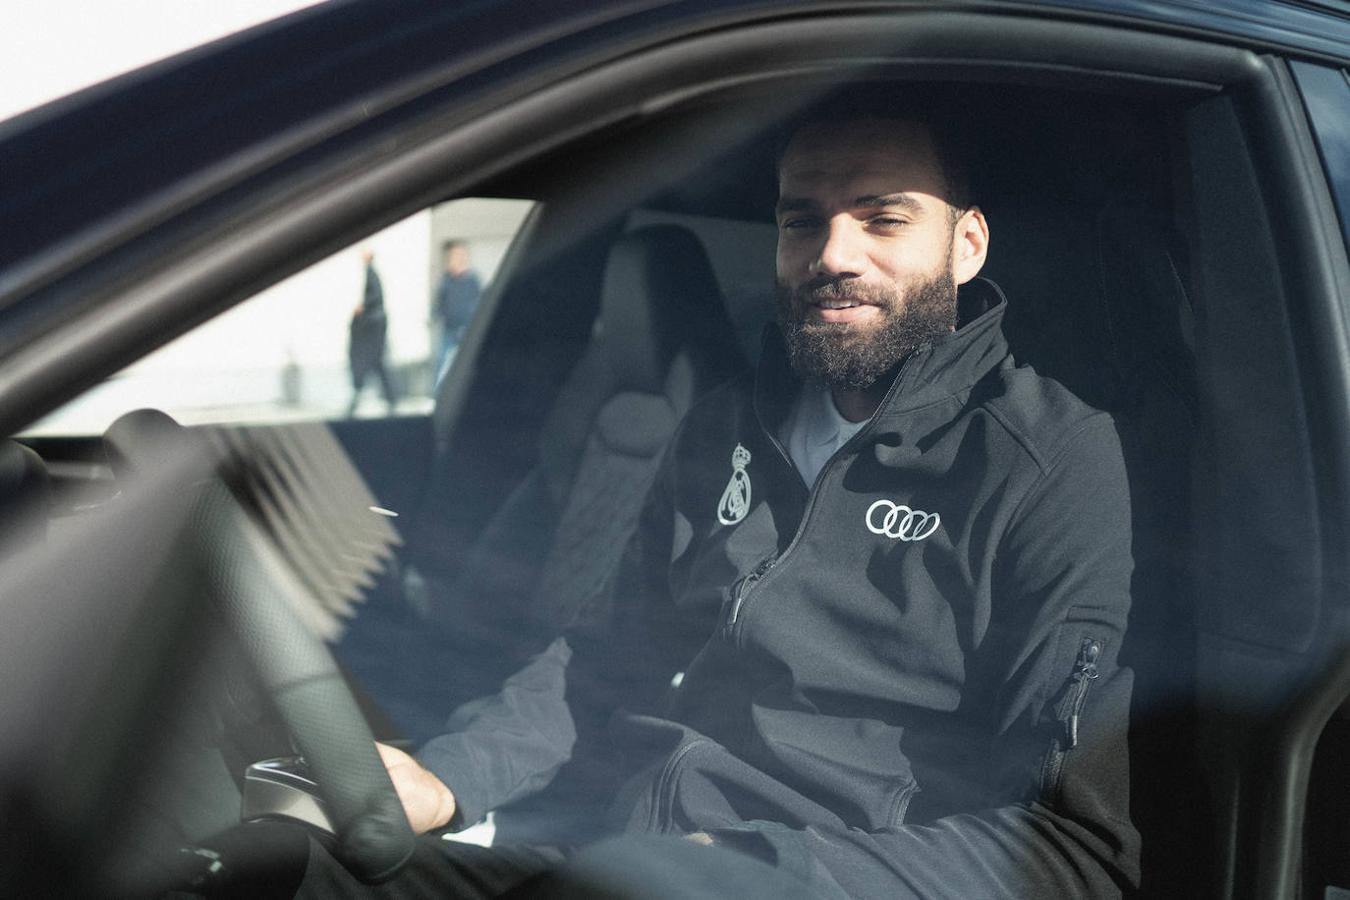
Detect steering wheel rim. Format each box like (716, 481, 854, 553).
(105, 409, 416, 884)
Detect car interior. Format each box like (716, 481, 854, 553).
(323, 77, 1212, 865)
(5, 9, 1350, 898)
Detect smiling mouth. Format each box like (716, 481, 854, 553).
(805, 300, 880, 325)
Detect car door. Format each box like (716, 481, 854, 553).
(1244, 56, 1350, 900)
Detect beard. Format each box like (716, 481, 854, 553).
(776, 263, 958, 391)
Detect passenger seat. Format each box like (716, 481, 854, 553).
(0, 441, 50, 564)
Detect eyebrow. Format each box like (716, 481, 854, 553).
(775, 192, 925, 216)
(856, 193, 924, 213)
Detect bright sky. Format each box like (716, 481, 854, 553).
(1, 0, 322, 123)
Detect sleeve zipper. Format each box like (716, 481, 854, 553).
(1064, 637, 1102, 750)
(1040, 636, 1103, 800)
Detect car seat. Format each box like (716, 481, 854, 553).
(0, 440, 50, 564)
(417, 223, 748, 713)
(986, 180, 1204, 895)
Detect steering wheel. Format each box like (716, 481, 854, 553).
(104, 409, 415, 885)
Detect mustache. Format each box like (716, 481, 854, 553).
(789, 276, 888, 306)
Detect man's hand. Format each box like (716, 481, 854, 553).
(376, 742, 457, 834)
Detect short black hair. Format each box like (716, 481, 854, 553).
(443, 239, 467, 254)
(775, 86, 975, 213)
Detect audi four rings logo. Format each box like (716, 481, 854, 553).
(866, 500, 941, 541)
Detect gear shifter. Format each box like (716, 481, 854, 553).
(241, 757, 336, 835)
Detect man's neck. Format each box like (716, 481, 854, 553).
(830, 384, 888, 423)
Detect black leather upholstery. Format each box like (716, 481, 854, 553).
(434, 224, 746, 668)
(988, 187, 1203, 897)
(0, 440, 50, 562)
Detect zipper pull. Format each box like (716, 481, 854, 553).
(1065, 638, 1102, 749)
(727, 556, 775, 627)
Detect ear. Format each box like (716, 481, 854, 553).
(951, 207, 989, 286)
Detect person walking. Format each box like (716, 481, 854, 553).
(347, 249, 398, 416)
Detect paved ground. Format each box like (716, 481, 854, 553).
(24, 363, 435, 436)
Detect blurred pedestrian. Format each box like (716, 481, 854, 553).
(430, 239, 482, 384)
(348, 249, 397, 416)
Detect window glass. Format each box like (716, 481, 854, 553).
(1291, 62, 1350, 254)
(22, 198, 534, 436)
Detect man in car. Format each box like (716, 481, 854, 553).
(306, 96, 1138, 899)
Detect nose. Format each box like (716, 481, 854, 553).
(810, 216, 865, 277)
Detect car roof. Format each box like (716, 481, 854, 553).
(1030, 0, 1350, 59)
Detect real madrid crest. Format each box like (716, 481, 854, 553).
(717, 443, 752, 525)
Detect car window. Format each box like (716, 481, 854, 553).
(20, 198, 534, 436)
(1292, 61, 1350, 254)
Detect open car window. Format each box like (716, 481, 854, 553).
(22, 198, 535, 436)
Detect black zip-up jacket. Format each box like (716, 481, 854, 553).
(420, 278, 1139, 898)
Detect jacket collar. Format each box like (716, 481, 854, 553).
(755, 277, 1011, 431)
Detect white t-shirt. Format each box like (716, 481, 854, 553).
(777, 382, 868, 488)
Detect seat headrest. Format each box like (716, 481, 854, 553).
(595, 224, 739, 393)
(0, 440, 51, 555)
(0, 441, 47, 500)
(103, 408, 192, 480)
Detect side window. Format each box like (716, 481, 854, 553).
(1292, 61, 1350, 255)
(22, 198, 534, 436)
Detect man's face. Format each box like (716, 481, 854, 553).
(775, 117, 985, 390)
(446, 245, 469, 275)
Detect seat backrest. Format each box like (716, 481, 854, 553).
(1094, 197, 1208, 899)
(989, 183, 1205, 896)
(435, 224, 746, 659)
